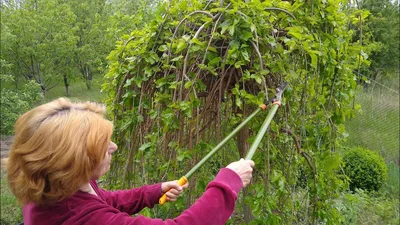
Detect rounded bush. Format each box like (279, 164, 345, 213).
(343, 147, 388, 191)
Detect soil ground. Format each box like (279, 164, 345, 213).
(1, 136, 13, 158)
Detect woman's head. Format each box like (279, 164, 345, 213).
(6, 98, 113, 205)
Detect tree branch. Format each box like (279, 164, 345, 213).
(265, 7, 296, 19)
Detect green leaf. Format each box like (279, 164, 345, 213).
(155, 77, 168, 88)
(310, 53, 318, 68)
(184, 81, 193, 89)
(124, 78, 133, 87)
(182, 34, 191, 42)
(171, 55, 183, 62)
(229, 24, 235, 36)
(235, 97, 242, 109)
(220, 19, 231, 34)
(208, 57, 221, 66)
(288, 31, 302, 40)
(241, 51, 250, 62)
(208, 46, 217, 53)
(158, 45, 168, 52)
(250, 24, 256, 33)
(360, 50, 368, 59)
(139, 142, 152, 151)
(176, 39, 187, 53)
(239, 31, 253, 41)
(191, 38, 204, 46)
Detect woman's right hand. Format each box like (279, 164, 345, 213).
(226, 158, 255, 187)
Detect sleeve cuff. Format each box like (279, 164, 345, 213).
(145, 183, 163, 207)
(212, 168, 243, 195)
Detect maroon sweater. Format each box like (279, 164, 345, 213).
(23, 168, 243, 225)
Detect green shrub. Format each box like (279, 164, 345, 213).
(0, 74, 42, 135)
(335, 189, 399, 225)
(343, 147, 388, 191)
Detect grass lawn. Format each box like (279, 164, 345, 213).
(345, 88, 399, 196)
(1, 171, 23, 225)
(345, 89, 399, 163)
(340, 86, 400, 224)
(43, 76, 106, 103)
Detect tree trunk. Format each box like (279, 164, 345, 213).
(85, 66, 92, 90)
(238, 126, 249, 158)
(37, 62, 46, 97)
(41, 85, 46, 97)
(86, 80, 92, 90)
(242, 186, 253, 224)
(63, 74, 70, 97)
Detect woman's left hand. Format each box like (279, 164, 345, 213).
(161, 180, 189, 202)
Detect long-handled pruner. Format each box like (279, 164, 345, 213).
(159, 82, 287, 205)
(244, 82, 287, 160)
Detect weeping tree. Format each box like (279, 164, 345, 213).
(103, 0, 366, 224)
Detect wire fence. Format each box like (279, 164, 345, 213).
(345, 74, 399, 164)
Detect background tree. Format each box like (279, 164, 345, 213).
(357, 0, 399, 85)
(0, 60, 42, 134)
(66, 0, 109, 90)
(1, 0, 77, 96)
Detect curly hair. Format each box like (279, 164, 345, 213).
(5, 98, 113, 205)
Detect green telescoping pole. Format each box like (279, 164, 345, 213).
(245, 103, 279, 160)
(160, 82, 287, 204)
(159, 105, 266, 204)
(184, 107, 264, 179)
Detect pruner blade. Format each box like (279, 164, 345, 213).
(272, 82, 287, 103)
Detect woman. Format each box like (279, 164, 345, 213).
(5, 98, 254, 225)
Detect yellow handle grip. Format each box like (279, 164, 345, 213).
(159, 176, 188, 205)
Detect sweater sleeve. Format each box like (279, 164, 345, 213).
(81, 168, 242, 225)
(91, 181, 162, 214)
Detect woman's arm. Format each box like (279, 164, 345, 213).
(82, 168, 242, 225)
(92, 181, 162, 214)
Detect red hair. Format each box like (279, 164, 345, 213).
(5, 98, 113, 204)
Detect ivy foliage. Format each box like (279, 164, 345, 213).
(103, 0, 370, 224)
(343, 147, 388, 192)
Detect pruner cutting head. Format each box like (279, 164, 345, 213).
(270, 82, 287, 104)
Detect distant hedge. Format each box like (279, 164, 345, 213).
(343, 147, 387, 191)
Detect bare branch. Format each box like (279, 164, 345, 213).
(45, 79, 61, 91)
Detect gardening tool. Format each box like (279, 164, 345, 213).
(159, 82, 287, 205)
(245, 82, 287, 160)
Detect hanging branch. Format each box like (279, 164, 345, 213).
(279, 127, 316, 175)
(201, 13, 223, 65)
(151, 13, 170, 52)
(265, 7, 296, 19)
(250, 41, 271, 94)
(278, 127, 318, 218)
(166, 11, 214, 64)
